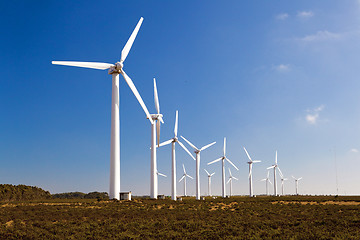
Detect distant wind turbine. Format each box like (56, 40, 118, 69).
(208, 138, 239, 198)
(181, 136, 216, 200)
(149, 78, 164, 199)
(227, 168, 238, 197)
(179, 164, 193, 196)
(292, 176, 302, 195)
(260, 171, 272, 195)
(267, 151, 280, 196)
(158, 111, 195, 200)
(204, 169, 215, 196)
(243, 147, 261, 197)
(278, 168, 288, 195)
(52, 17, 151, 200)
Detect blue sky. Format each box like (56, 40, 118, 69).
(1, 0, 360, 196)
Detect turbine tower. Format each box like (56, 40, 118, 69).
(208, 138, 238, 198)
(278, 168, 288, 195)
(158, 111, 195, 200)
(149, 78, 164, 199)
(267, 151, 280, 196)
(260, 171, 272, 195)
(181, 136, 216, 200)
(292, 176, 302, 195)
(179, 164, 193, 196)
(244, 147, 261, 197)
(204, 169, 215, 196)
(52, 18, 152, 200)
(227, 168, 238, 197)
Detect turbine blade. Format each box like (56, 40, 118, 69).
(267, 166, 275, 170)
(186, 174, 194, 179)
(204, 169, 210, 176)
(260, 179, 266, 181)
(225, 157, 239, 171)
(277, 167, 284, 178)
(177, 141, 196, 160)
(121, 17, 144, 63)
(292, 176, 296, 179)
(252, 160, 261, 163)
(52, 61, 113, 70)
(208, 157, 223, 165)
(174, 110, 178, 137)
(158, 172, 167, 177)
(153, 78, 160, 114)
(121, 70, 154, 124)
(179, 175, 185, 182)
(275, 150, 278, 164)
(233, 177, 238, 181)
(268, 180, 273, 185)
(298, 177, 302, 181)
(200, 141, 216, 151)
(223, 137, 226, 156)
(243, 147, 252, 161)
(180, 136, 198, 151)
(210, 172, 215, 176)
(182, 164, 186, 174)
(159, 115, 164, 124)
(227, 178, 231, 184)
(158, 139, 173, 147)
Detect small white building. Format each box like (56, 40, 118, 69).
(120, 192, 132, 201)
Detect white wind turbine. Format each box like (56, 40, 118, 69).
(181, 136, 216, 200)
(227, 168, 238, 197)
(149, 78, 164, 199)
(179, 164, 193, 197)
(243, 147, 261, 197)
(278, 168, 288, 196)
(156, 170, 167, 195)
(267, 151, 280, 196)
(260, 171, 272, 195)
(208, 138, 239, 198)
(292, 176, 302, 195)
(52, 17, 152, 200)
(204, 169, 215, 197)
(158, 111, 195, 200)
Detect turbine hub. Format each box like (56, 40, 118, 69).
(108, 62, 123, 74)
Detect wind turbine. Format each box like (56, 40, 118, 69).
(52, 18, 152, 200)
(158, 111, 195, 200)
(149, 78, 164, 199)
(208, 138, 238, 198)
(156, 170, 167, 196)
(179, 164, 193, 197)
(226, 168, 238, 197)
(181, 136, 216, 200)
(204, 169, 215, 196)
(260, 171, 272, 195)
(278, 168, 288, 195)
(244, 147, 261, 197)
(267, 151, 280, 196)
(292, 176, 302, 195)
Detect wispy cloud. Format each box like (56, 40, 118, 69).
(305, 105, 325, 125)
(297, 11, 314, 18)
(276, 13, 289, 20)
(298, 30, 342, 42)
(272, 64, 291, 72)
(350, 148, 359, 153)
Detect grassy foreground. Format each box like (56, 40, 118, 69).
(0, 195, 359, 239)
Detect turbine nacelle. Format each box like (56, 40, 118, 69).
(108, 62, 124, 74)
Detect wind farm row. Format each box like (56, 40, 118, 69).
(52, 17, 302, 200)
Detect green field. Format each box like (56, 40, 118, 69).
(0, 196, 359, 239)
